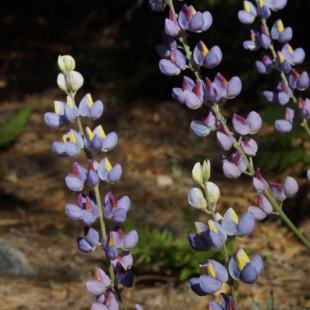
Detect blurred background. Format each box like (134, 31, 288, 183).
(1, 0, 310, 309)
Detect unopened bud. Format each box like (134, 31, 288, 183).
(192, 160, 211, 185)
(58, 55, 76, 72)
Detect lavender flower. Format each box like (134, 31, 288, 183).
(178, 4, 212, 32)
(228, 249, 264, 284)
(190, 259, 228, 296)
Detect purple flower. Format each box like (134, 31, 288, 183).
(104, 191, 131, 223)
(264, 0, 287, 10)
(190, 259, 228, 296)
(52, 129, 84, 157)
(228, 249, 264, 284)
(159, 48, 186, 76)
(103, 227, 138, 259)
(204, 73, 242, 104)
(87, 267, 111, 296)
(222, 152, 247, 178)
(178, 4, 212, 32)
(256, 1, 271, 18)
(65, 162, 87, 191)
(91, 290, 119, 310)
(289, 69, 310, 90)
(77, 227, 100, 253)
(241, 135, 258, 156)
(79, 94, 104, 120)
(65, 192, 99, 225)
(252, 168, 268, 193)
(243, 28, 271, 51)
(271, 19, 292, 43)
(255, 54, 274, 74)
(299, 98, 310, 120)
(97, 158, 122, 184)
(281, 43, 305, 66)
(111, 251, 134, 287)
(275, 51, 291, 73)
(190, 111, 216, 137)
(44, 96, 79, 129)
(148, 0, 167, 12)
(238, 1, 257, 24)
(172, 76, 203, 109)
(221, 208, 255, 237)
(84, 125, 118, 152)
(263, 80, 293, 105)
(165, 10, 181, 37)
(193, 41, 222, 69)
(275, 107, 295, 133)
(155, 32, 177, 59)
(269, 176, 299, 201)
(217, 124, 236, 150)
(248, 194, 273, 220)
(188, 220, 227, 251)
(208, 293, 236, 310)
(232, 111, 262, 135)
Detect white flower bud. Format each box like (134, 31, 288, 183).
(206, 181, 220, 204)
(58, 55, 76, 72)
(188, 187, 207, 210)
(192, 160, 211, 185)
(57, 71, 84, 94)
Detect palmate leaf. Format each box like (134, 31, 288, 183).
(0, 106, 33, 146)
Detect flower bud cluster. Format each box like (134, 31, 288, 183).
(187, 161, 263, 298)
(238, 0, 310, 133)
(45, 56, 142, 310)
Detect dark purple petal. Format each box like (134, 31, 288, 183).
(240, 263, 258, 284)
(188, 233, 211, 251)
(121, 270, 134, 287)
(189, 277, 208, 296)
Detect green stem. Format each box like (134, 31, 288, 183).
(263, 190, 310, 251)
(301, 119, 310, 138)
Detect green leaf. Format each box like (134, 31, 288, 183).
(250, 297, 262, 310)
(0, 105, 33, 146)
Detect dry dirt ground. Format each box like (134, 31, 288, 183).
(0, 89, 310, 310)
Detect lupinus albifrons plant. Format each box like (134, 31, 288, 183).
(149, 0, 310, 307)
(44, 56, 142, 310)
(238, 0, 310, 135)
